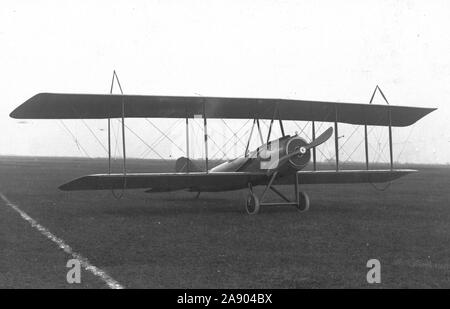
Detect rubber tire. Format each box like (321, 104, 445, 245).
(245, 192, 260, 215)
(296, 191, 310, 212)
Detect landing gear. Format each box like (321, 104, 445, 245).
(244, 172, 310, 215)
(296, 191, 310, 212)
(245, 191, 260, 215)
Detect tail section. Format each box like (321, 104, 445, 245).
(175, 157, 201, 173)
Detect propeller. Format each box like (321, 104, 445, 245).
(266, 127, 333, 172)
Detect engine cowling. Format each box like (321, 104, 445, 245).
(285, 136, 311, 169)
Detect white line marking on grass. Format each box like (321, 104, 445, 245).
(0, 192, 124, 289)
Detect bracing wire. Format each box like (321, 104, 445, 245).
(80, 119, 109, 154)
(58, 120, 91, 158)
(191, 120, 228, 159)
(395, 124, 415, 162)
(125, 123, 168, 161)
(144, 119, 185, 154)
(140, 119, 182, 158)
(210, 119, 251, 159)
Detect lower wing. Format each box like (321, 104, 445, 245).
(59, 172, 267, 192)
(59, 169, 415, 192)
(275, 169, 416, 185)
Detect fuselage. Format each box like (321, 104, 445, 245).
(197, 134, 311, 191)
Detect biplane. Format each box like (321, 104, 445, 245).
(10, 90, 435, 214)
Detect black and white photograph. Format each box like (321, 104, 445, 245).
(0, 0, 449, 294)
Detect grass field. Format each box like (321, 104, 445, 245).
(0, 156, 449, 288)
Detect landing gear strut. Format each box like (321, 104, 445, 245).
(244, 171, 310, 215)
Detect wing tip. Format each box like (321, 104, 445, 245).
(9, 109, 18, 119)
(58, 182, 73, 191)
(10, 93, 46, 119)
(58, 175, 91, 191)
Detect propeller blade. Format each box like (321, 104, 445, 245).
(305, 127, 333, 150)
(266, 127, 333, 172)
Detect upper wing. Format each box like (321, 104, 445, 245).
(59, 172, 267, 191)
(11, 93, 435, 127)
(275, 169, 416, 185)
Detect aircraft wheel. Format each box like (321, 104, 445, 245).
(245, 192, 260, 215)
(296, 192, 310, 212)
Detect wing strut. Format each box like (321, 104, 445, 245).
(312, 121, 317, 171)
(108, 70, 127, 198)
(203, 100, 209, 172)
(245, 119, 256, 157)
(256, 119, 264, 145)
(108, 73, 114, 173)
(266, 105, 285, 143)
(367, 85, 394, 171)
(334, 105, 339, 171)
(185, 116, 190, 173)
(388, 108, 393, 170)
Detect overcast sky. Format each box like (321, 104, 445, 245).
(1, 0, 449, 164)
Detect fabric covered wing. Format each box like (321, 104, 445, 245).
(274, 169, 416, 185)
(59, 172, 267, 191)
(59, 169, 415, 192)
(11, 93, 435, 127)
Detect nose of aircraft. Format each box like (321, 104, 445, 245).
(266, 127, 333, 172)
(285, 136, 311, 168)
